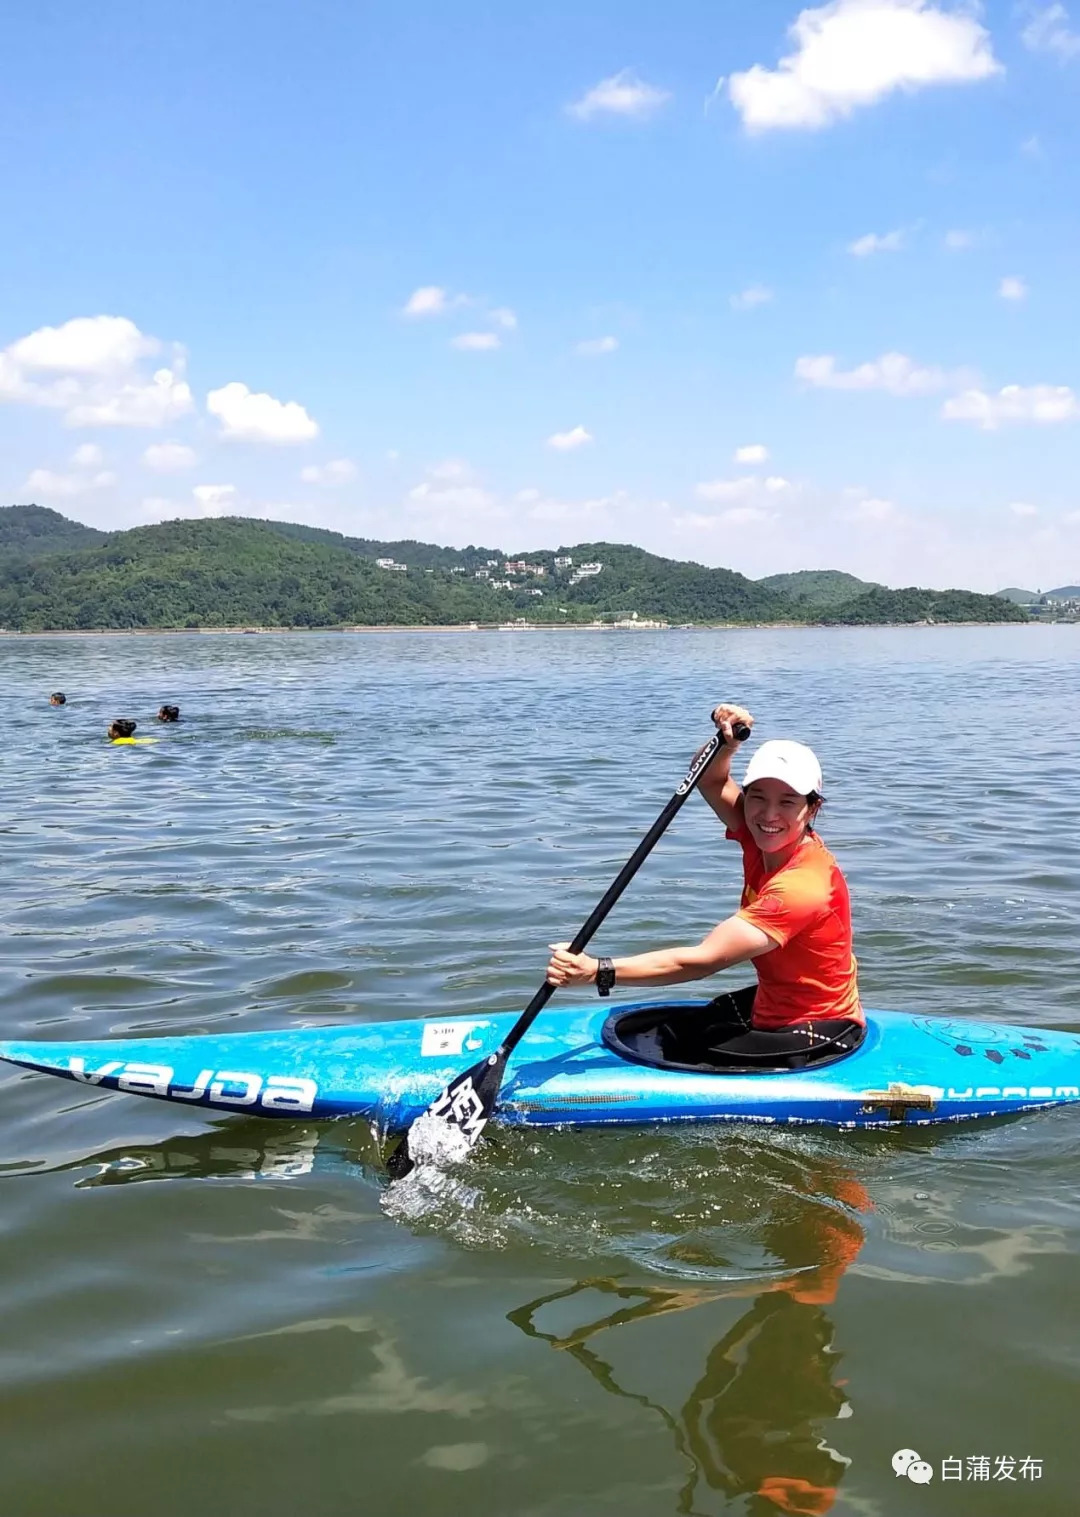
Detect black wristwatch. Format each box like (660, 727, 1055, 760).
(595, 957, 616, 997)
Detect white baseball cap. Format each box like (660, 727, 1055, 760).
(743, 739, 822, 797)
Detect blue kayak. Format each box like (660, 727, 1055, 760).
(1, 1000, 1079, 1129)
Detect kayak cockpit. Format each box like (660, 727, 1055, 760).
(601, 1001, 866, 1076)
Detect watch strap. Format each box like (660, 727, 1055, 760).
(595, 956, 616, 997)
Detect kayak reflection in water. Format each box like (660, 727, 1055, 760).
(546, 703, 864, 1071)
(510, 1163, 871, 1517)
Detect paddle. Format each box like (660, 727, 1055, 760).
(386, 718, 750, 1180)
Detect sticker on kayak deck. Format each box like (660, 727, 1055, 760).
(421, 1021, 488, 1058)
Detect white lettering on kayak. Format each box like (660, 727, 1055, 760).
(209, 1071, 262, 1106)
(172, 1069, 213, 1101)
(69, 1058, 123, 1086)
(65, 1058, 317, 1114)
(946, 1084, 1078, 1102)
(117, 1063, 172, 1098)
(262, 1077, 318, 1112)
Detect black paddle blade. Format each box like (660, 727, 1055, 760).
(386, 1050, 507, 1180)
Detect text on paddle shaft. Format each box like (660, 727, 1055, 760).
(68, 1058, 317, 1113)
(676, 735, 721, 796)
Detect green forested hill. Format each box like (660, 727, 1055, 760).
(816, 586, 1028, 626)
(541, 540, 793, 621)
(0, 504, 108, 557)
(757, 569, 880, 607)
(0, 507, 1029, 630)
(258, 520, 505, 572)
(0, 518, 508, 630)
(0, 515, 791, 629)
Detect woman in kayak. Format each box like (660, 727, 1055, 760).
(545, 704, 863, 1068)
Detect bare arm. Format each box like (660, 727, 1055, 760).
(696, 703, 753, 832)
(546, 913, 775, 990)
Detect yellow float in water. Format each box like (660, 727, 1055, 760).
(109, 736, 159, 745)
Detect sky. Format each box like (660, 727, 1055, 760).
(1, 0, 1078, 591)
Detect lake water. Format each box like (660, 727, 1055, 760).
(1, 626, 1078, 1517)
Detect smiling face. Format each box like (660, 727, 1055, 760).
(742, 777, 815, 859)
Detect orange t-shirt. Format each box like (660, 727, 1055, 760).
(727, 820, 861, 1030)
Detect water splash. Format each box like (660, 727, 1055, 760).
(380, 1112, 482, 1223)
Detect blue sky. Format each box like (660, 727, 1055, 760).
(1, 0, 1078, 589)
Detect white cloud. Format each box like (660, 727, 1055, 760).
(942, 384, 1080, 428)
(731, 284, 774, 310)
(193, 483, 238, 514)
(848, 227, 906, 256)
(734, 443, 768, 464)
(143, 441, 197, 473)
(403, 286, 455, 318)
(944, 228, 976, 250)
(66, 368, 193, 428)
(576, 336, 619, 357)
(695, 476, 758, 502)
(998, 275, 1028, 301)
(488, 307, 517, 330)
(7, 314, 156, 375)
(0, 314, 193, 428)
(71, 443, 104, 468)
(206, 381, 319, 443)
(548, 425, 593, 451)
(680, 503, 777, 529)
(408, 481, 497, 512)
(1022, 4, 1080, 60)
(727, 0, 1002, 133)
(451, 332, 501, 351)
(428, 459, 473, 482)
(300, 458, 358, 486)
(795, 350, 951, 395)
(846, 495, 897, 522)
(24, 466, 115, 498)
(567, 69, 671, 121)
(523, 489, 628, 525)
(720, 505, 772, 525)
(1010, 501, 1039, 517)
(695, 474, 793, 506)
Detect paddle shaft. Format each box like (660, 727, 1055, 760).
(499, 722, 749, 1060)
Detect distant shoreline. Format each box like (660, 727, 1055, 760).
(0, 620, 1052, 637)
